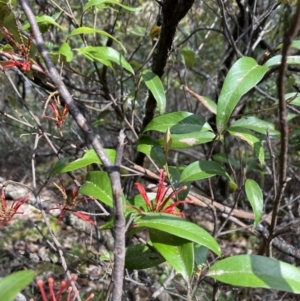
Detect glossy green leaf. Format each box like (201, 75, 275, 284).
(137, 135, 166, 165)
(59, 42, 73, 62)
(68, 27, 125, 52)
(228, 127, 264, 165)
(229, 116, 280, 136)
(134, 213, 221, 256)
(180, 160, 229, 183)
(142, 69, 166, 115)
(77, 46, 134, 74)
(80, 171, 113, 207)
(216, 57, 268, 134)
(264, 55, 300, 68)
(125, 243, 165, 269)
(144, 111, 212, 133)
(245, 179, 263, 226)
(54, 149, 116, 173)
(84, 0, 141, 12)
(150, 229, 194, 281)
(0, 270, 35, 301)
(158, 131, 215, 149)
(208, 255, 300, 293)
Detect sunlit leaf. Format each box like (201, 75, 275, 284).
(77, 46, 134, 74)
(208, 255, 300, 293)
(134, 213, 221, 256)
(216, 57, 268, 134)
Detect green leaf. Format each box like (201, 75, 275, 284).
(125, 243, 165, 269)
(194, 245, 208, 267)
(181, 48, 195, 68)
(0, 270, 35, 301)
(245, 179, 263, 226)
(157, 131, 215, 149)
(134, 213, 221, 256)
(275, 40, 300, 51)
(150, 229, 194, 281)
(144, 111, 212, 133)
(49, 157, 72, 176)
(54, 149, 116, 173)
(68, 27, 125, 52)
(207, 254, 300, 293)
(23, 15, 63, 31)
(137, 135, 166, 165)
(84, 0, 141, 12)
(79, 171, 113, 207)
(142, 69, 166, 115)
(283, 92, 300, 106)
(77, 46, 134, 74)
(264, 55, 300, 68)
(229, 116, 280, 136)
(180, 160, 229, 183)
(228, 127, 264, 165)
(216, 57, 268, 134)
(59, 42, 73, 62)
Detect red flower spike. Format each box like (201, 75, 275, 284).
(134, 170, 191, 217)
(36, 279, 48, 301)
(0, 189, 30, 224)
(134, 183, 152, 208)
(34, 275, 94, 301)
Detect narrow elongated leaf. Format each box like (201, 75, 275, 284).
(208, 255, 300, 293)
(228, 127, 264, 165)
(49, 157, 72, 176)
(150, 229, 194, 281)
(216, 57, 268, 134)
(80, 171, 113, 207)
(142, 69, 166, 115)
(54, 149, 116, 173)
(84, 0, 141, 12)
(125, 243, 165, 269)
(180, 160, 228, 183)
(77, 46, 134, 74)
(137, 135, 165, 165)
(0, 270, 35, 301)
(264, 55, 300, 68)
(245, 179, 263, 226)
(134, 213, 221, 256)
(144, 111, 212, 133)
(229, 116, 279, 136)
(68, 27, 125, 52)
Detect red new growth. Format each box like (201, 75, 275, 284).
(0, 25, 32, 72)
(134, 170, 190, 217)
(30, 275, 94, 301)
(0, 188, 30, 224)
(49, 178, 95, 225)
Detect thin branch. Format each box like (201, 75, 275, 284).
(19, 1, 126, 299)
(268, 3, 300, 241)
